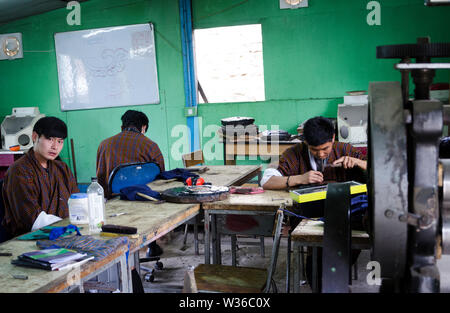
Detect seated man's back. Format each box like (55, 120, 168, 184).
(96, 110, 165, 198)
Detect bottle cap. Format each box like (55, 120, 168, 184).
(91, 177, 98, 181)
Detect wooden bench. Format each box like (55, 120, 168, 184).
(291, 219, 371, 293)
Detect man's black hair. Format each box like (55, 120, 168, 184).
(303, 116, 335, 146)
(121, 110, 149, 133)
(33, 116, 67, 139)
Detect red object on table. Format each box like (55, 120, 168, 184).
(185, 177, 205, 186)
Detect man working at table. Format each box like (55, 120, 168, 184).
(261, 116, 367, 189)
(2, 117, 79, 238)
(261, 116, 367, 292)
(96, 109, 165, 256)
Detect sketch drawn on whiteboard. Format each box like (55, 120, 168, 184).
(55, 23, 160, 111)
(131, 31, 152, 57)
(85, 48, 128, 77)
(107, 80, 128, 100)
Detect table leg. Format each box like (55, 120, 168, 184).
(223, 141, 236, 165)
(214, 216, 222, 265)
(312, 247, 318, 293)
(299, 246, 305, 283)
(194, 222, 199, 256)
(286, 234, 291, 293)
(211, 214, 217, 264)
(293, 242, 300, 293)
(119, 254, 131, 293)
(260, 236, 265, 257)
(231, 234, 237, 266)
(204, 211, 210, 264)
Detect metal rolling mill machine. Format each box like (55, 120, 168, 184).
(322, 37, 450, 293)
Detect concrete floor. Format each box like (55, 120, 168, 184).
(139, 226, 383, 293)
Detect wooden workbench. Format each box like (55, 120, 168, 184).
(291, 219, 371, 293)
(221, 136, 301, 166)
(106, 200, 200, 253)
(0, 165, 262, 293)
(149, 165, 262, 191)
(202, 190, 292, 265)
(0, 231, 129, 293)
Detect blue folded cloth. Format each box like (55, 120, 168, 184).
(119, 184, 161, 201)
(350, 194, 368, 214)
(157, 168, 198, 182)
(49, 224, 82, 240)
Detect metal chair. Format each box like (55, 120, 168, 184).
(108, 161, 161, 198)
(107, 162, 164, 282)
(181, 150, 205, 255)
(189, 205, 285, 293)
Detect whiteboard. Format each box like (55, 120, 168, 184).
(54, 23, 160, 111)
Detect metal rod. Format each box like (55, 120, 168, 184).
(70, 138, 77, 183)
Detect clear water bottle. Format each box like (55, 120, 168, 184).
(87, 177, 106, 234)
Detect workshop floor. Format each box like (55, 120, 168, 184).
(139, 225, 381, 293)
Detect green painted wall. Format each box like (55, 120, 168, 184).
(0, 0, 188, 183)
(0, 0, 449, 181)
(192, 0, 450, 165)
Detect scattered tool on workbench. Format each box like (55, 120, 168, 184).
(108, 212, 127, 218)
(229, 186, 264, 194)
(12, 274, 28, 280)
(136, 192, 163, 202)
(100, 232, 139, 239)
(101, 224, 137, 235)
(161, 185, 229, 203)
(187, 166, 209, 174)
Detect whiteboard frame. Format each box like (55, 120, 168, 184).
(54, 23, 160, 111)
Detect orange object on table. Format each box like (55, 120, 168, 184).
(9, 145, 20, 151)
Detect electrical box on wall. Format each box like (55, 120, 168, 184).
(280, 0, 308, 9)
(0, 33, 23, 60)
(185, 106, 198, 117)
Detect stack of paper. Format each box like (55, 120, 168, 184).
(11, 248, 94, 271)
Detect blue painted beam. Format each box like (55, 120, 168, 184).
(179, 0, 200, 153)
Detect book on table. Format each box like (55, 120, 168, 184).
(11, 248, 94, 271)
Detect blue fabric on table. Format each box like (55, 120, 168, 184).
(49, 224, 81, 240)
(282, 194, 369, 223)
(119, 184, 161, 201)
(350, 194, 368, 214)
(157, 168, 198, 182)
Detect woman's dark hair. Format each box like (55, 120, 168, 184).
(121, 110, 149, 132)
(303, 116, 335, 146)
(33, 116, 67, 139)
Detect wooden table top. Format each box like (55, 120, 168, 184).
(0, 165, 261, 292)
(0, 235, 128, 293)
(105, 199, 200, 251)
(291, 219, 370, 246)
(202, 190, 292, 212)
(148, 165, 261, 192)
(0, 200, 199, 293)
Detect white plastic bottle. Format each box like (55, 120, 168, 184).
(68, 193, 89, 224)
(87, 177, 106, 234)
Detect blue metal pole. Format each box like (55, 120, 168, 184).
(179, 0, 199, 153)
